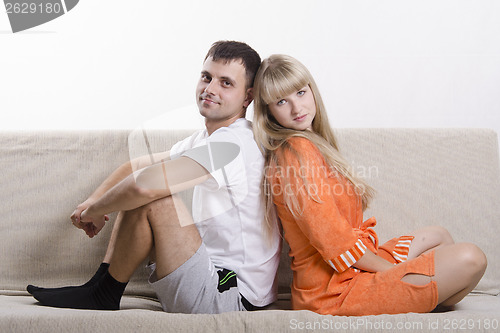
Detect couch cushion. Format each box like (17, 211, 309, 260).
(0, 129, 499, 299)
(1, 294, 499, 332)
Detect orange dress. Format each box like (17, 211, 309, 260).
(270, 137, 438, 315)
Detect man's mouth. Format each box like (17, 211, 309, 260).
(200, 95, 219, 105)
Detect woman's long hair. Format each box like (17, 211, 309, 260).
(253, 54, 375, 230)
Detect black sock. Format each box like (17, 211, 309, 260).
(30, 271, 127, 310)
(27, 263, 110, 294)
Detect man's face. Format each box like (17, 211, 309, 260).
(196, 57, 251, 126)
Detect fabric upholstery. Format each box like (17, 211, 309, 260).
(0, 129, 499, 332)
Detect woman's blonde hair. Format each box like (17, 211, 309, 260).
(253, 54, 375, 229)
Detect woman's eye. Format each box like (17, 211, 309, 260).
(297, 90, 305, 96)
(277, 99, 286, 106)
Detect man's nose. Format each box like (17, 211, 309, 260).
(204, 81, 217, 95)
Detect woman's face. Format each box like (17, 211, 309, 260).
(268, 85, 316, 131)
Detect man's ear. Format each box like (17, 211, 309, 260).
(243, 88, 254, 108)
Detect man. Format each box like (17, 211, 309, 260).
(27, 41, 281, 313)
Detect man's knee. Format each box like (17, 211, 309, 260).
(147, 194, 189, 212)
(116, 196, 178, 228)
(144, 195, 194, 228)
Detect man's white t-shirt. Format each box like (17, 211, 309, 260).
(169, 118, 281, 307)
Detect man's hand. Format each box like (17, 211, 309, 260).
(71, 202, 109, 238)
(70, 201, 91, 224)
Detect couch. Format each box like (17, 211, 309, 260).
(0, 128, 499, 332)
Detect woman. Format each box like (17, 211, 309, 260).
(252, 54, 487, 315)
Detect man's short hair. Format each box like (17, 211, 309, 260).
(205, 41, 261, 88)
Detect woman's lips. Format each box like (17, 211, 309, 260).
(294, 114, 307, 121)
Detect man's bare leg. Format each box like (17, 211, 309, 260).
(29, 194, 200, 310)
(108, 194, 201, 283)
(26, 213, 128, 295)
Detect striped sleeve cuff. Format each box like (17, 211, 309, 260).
(392, 235, 414, 263)
(327, 239, 367, 273)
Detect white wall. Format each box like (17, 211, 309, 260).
(1, 0, 499, 143)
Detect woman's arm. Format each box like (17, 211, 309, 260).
(353, 250, 395, 272)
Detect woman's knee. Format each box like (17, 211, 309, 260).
(408, 225, 454, 259)
(452, 243, 487, 280)
(429, 226, 454, 246)
(455, 243, 487, 275)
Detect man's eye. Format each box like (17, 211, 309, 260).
(222, 81, 232, 87)
(201, 74, 211, 82)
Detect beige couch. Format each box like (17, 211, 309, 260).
(1, 129, 499, 332)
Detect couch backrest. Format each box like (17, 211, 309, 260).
(0, 130, 192, 297)
(0, 129, 499, 297)
(337, 129, 500, 295)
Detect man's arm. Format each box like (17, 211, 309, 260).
(76, 156, 210, 237)
(70, 151, 171, 225)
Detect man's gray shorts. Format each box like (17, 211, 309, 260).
(147, 243, 246, 314)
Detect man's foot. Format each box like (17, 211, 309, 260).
(29, 271, 126, 310)
(27, 263, 109, 294)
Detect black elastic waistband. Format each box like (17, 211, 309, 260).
(240, 294, 267, 311)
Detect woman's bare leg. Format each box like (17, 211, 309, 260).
(402, 242, 487, 306)
(407, 226, 455, 260)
